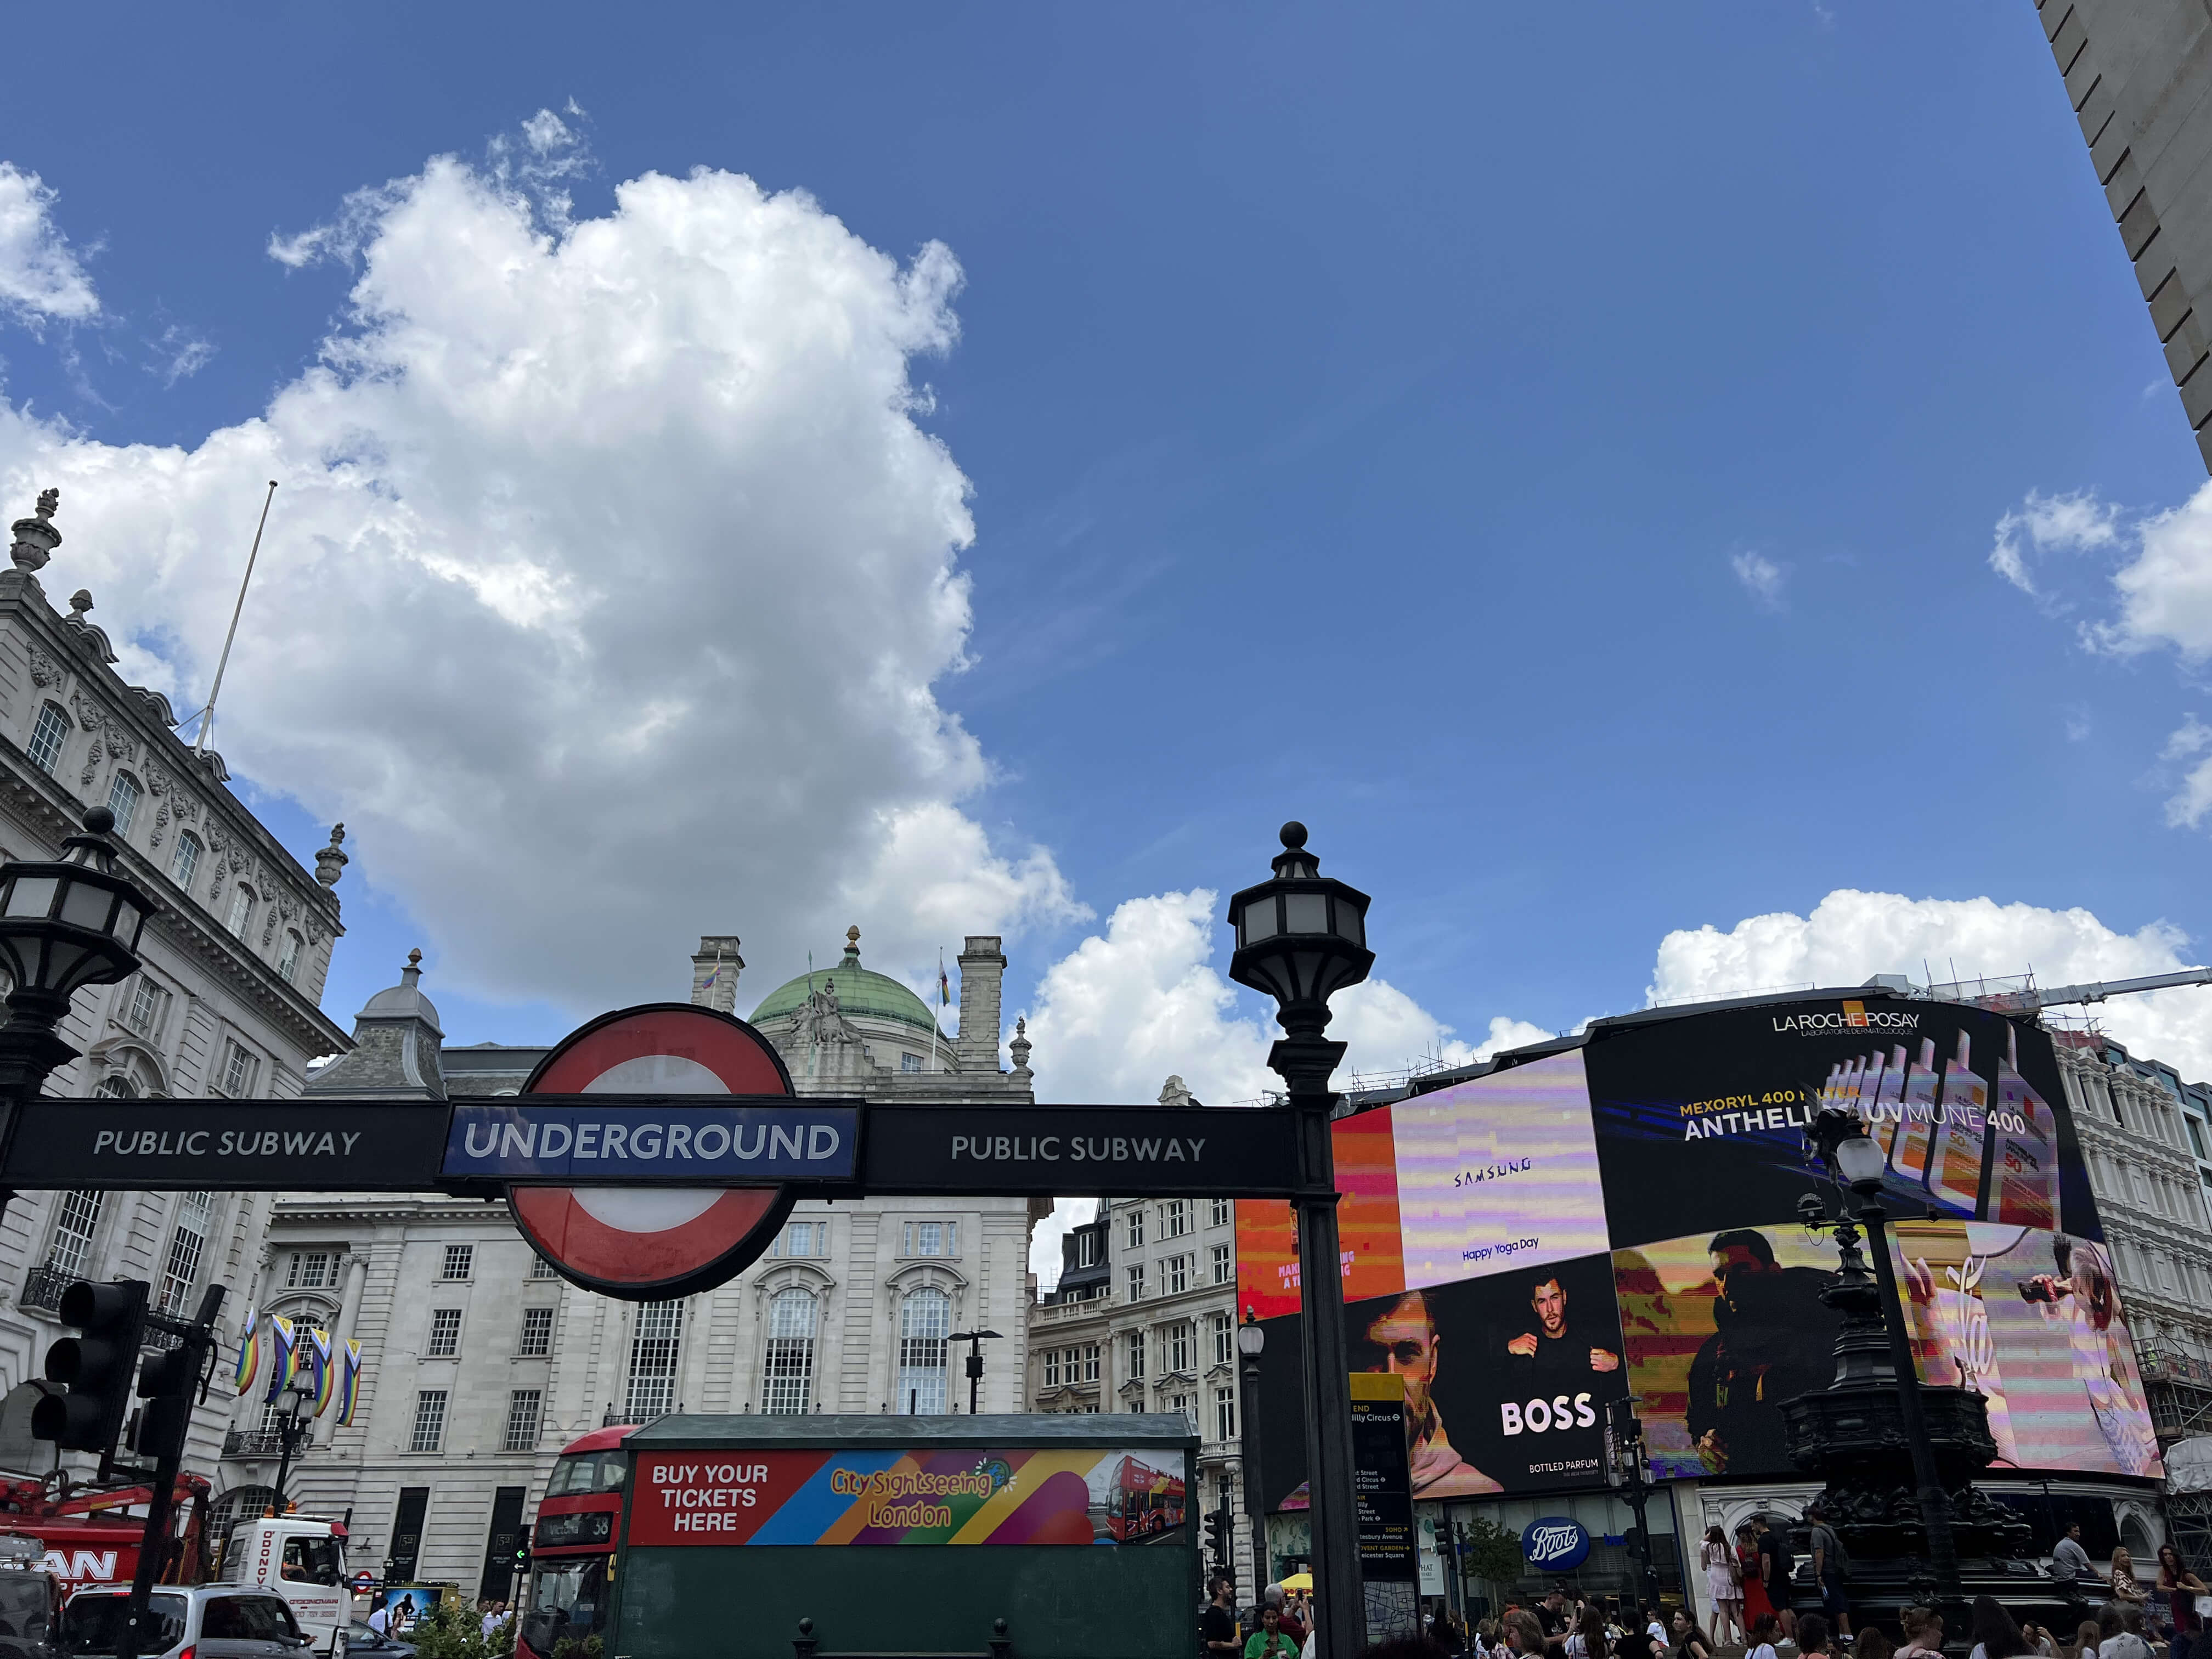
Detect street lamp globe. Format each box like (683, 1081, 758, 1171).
(1236, 1312, 1265, 1359)
(0, 806, 149, 1019)
(1224, 823, 1375, 1022)
(1809, 1105, 1887, 1194)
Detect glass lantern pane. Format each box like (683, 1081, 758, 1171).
(1283, 893, 1328, 935)
(114, 901, 143, 945)
(58, 880, 111, 930)
(1240, 898, 1276, 945)
(4, 876, 57, 918)
(1333, 899, 1364, 946)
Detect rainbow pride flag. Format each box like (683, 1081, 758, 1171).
(264, 1316, 295, 1402)
(336, 1339, 363, 1428)
(310, 1329, 337, 1415)
(233, 1309, 261, 1396)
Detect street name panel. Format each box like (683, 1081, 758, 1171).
(5, 1097, 1304, 1198)
(5, 1099, 450, 1189)
(861, 1104, 1299, 1195)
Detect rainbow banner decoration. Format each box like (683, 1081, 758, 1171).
(233, 1308, 261, 1396)
(309, 1328, 337, 1415)
(336, 1338, 363, 1427)
(263, 1316, 295, 1403)
(627, 1447, 1186, 1548)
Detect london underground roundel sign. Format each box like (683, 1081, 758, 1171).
(510, 1003, 800, 1299)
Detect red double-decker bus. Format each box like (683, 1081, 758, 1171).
(517, 1426, 631, 1659)
(1103, 1454, 1186, 1542)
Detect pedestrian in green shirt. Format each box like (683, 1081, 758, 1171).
(1246, 1606, 1298, 1659)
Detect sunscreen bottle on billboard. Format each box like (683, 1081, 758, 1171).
(1991, 1025, 2060, 1229)
(1866, 1044, 1908, 1163)
(1889, 1037, 1939, 1189)
(1928, 1029, 1990, 1215)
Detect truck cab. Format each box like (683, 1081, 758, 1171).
(216, 1517, 348, 1657)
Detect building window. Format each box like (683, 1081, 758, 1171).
(1210, 1244, 1232, 1285)
(441, 1244, 473, 1280)
(106, 773, 142, 837)
(625, 1300, 685, 1420)
(901, 1221, 956, 1258)
(900, 1052, 924, 1072)
(171, 832, 201, 889)
(1215, 1386, 1237, 1442)
(1125, 1209, 1144, 1250)
(1211, 1198, 1232, 1229)
(26, 704, 69, 777)
(1167, 1323, 1192, 1374)
(94, 1075, 137, 1099)
(1076, 1231, 1098, 1269)
(1161, 1200, 1189, 1239)
(777, 1220, 826, 1259)
(286, 1251, 332, 1290)
(1166, 1254, 1190, 1295)
(127, 976, 167, 1037)
(1043, 1350, 1062, 1388)
(159, 1192, 213, 1315)
(277, 932, 303, 983)
(1084, 1344, 1101, 1382)
(409, 1391, 448, 1453)
(1212, 1313, 1233, 1366)
(226, 885, 255, 938)
(529, 1254, 558, 1279)
(763, 1288, 819, 1415)
(896, 1288, 949, 1414)
(518, 1307, 555, 1356)
(1168, 1392, 1193, 1429)
(219, 1040, 257, 1097)
(45, 1189, 104, 1278)
(1126, 1330, 1146, 1381)
(426, 1309, 462, 1358)
(1126, 1264, 1146, 1303)
(503, 1390, 541, 1453)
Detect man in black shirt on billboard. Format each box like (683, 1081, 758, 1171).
(1686, 1230, 1837, 1478)
(1505, 1274, 1621, 1389)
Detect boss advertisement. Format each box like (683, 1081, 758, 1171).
(1237, 994, 2155, 1499)
(1252, 1249, 1632, 1507)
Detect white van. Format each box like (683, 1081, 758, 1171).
(213, 1517, 348, 1657)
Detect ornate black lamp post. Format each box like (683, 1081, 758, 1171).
(0, 806, 153, 1221)
(947, 1328, 1002, 1414)
(268, 1378, 317, 1514)
(1237, 1310, 1268, 1591)
(1227, 823, 1374, 1659)
(1602, 1397, 1664, 1613)
(1804, 1107, 1964, 1606)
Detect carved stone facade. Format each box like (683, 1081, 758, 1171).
(233, 934, 1045, 1593)
(0, 491, 352, 1483)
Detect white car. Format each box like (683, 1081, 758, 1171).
(60, 1583, 314, 1659)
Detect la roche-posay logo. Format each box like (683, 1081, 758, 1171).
(1771, 1000, 1921, 1036)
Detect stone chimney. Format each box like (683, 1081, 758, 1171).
(691, 935, 743, 1014)
(955, 936, 1006, 1072)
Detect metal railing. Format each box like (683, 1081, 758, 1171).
(18, 1264, 74, 1313)
(221, 1429, 288, 1458)
(603, 1400, 683, 1427)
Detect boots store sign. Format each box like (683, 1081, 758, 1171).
(3, 1003, 1299, 1297)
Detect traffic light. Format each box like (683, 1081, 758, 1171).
(1204, 1508, 1231, 1569)
(33, 1279, 149, 1453)
(129, 1337, 199, 1463)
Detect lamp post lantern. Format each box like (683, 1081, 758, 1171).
(1805, 1106, 1964, 1607)
(0, 805, 153, 1223)
(1236, 1310, 1268, 1593)
(1226, 822, 1373, 1659)
(268, 1380, 317, 1515)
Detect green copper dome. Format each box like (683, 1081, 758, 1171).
(748, 929, 947, 1040)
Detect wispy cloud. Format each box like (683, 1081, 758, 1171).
(2163, 716, 2212, 828)
(0, 162, 98, 330)
(1729, 549, 1787, 609)
(1990, 488, 2121, 598)
(146, 324, 213, 387)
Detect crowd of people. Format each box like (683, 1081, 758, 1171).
(1203, 1527, 2212, 1659)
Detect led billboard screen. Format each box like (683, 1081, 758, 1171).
(1238, 994, 2159, 1496)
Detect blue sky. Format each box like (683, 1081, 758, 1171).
(5, 3, 2211, 1138)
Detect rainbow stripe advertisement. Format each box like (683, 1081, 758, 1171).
(628, 1446, 1187, 1548)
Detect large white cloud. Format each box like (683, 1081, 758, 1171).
(2096, 481, 2212, 661)
(0, 123, 1082, 1011)
(0, 163, 98, 328)
(1652, 889, 2212, 1081)
(1019, 890, 1548, 1283)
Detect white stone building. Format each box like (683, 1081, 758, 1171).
(228, 932, 1046, 1596)
(0, 487, 352, 1481)
(1026, 1112, 1251, 1584)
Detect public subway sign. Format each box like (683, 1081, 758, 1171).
(442, 1101, 861, 1183)
(857, 1105, 1299, 1196)
(2, 1100, 452, 1189)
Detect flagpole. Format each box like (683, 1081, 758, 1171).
(195, 481, 279, 756)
